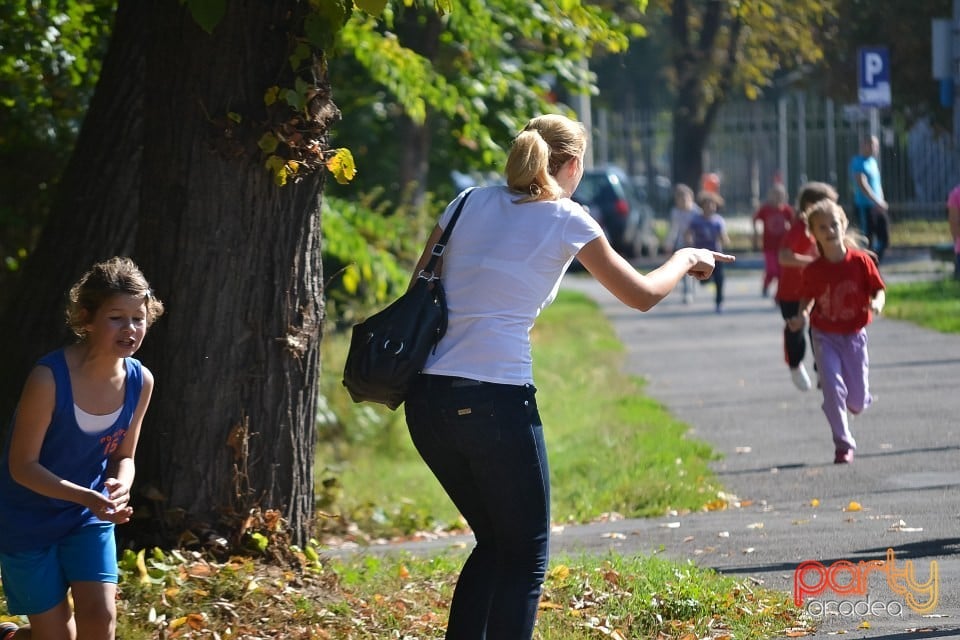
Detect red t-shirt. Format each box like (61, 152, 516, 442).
(800, 248, 885, 334)
(776, 219, 818, 301)
(752, 204, 794, 251)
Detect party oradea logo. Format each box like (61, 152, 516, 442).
(794, 548, 938, 618)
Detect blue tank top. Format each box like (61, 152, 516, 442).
(0, 349, 143, 552)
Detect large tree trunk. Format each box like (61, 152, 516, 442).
(129, 1, 332, 548)
(0, 0, 143, 427)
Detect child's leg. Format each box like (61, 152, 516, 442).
(762, 249, 778, 294)
(713, 263, 725, 309)
(0, 547, 72, 640)
(779, 301, 806, 367)
(22, 601, 73, 640)
(70, 582, 117, 639)
(811, 329, 857, 452)
(60, 524, 118, 640)
(841, 328, 872, 415)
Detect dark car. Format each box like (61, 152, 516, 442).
(573, 166, 658, 258)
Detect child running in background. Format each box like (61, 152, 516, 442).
(777, 182, 837, 391)
(664, 183, 702, 303)
(687, 190, 731, 313)
(0, 257, 164, 640)
(752, 183, 794, 298)
(787, 201, 885, 464)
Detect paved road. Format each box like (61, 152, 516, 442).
(557, 254, 959, 639)
(333, 251, 959, 639)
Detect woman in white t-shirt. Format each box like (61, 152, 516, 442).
(405, 114, 733, 640)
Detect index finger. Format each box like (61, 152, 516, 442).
(713, 252, 736, 263)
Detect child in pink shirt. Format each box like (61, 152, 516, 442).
(946, 185, 960, 279)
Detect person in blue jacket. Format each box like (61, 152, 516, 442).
(0, 257, 164, 640)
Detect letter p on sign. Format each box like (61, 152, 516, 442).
(858, 46, 891, 107)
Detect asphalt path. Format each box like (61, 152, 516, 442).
(330, 251, 959, 639)
(557, 254, 960, 639)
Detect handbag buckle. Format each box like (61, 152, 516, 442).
(417, 269, 439, 282)
(383, 339, 404, 355)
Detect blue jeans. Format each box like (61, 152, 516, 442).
(405, 375, 548, 639)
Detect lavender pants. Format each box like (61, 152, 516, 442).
(810, 327, 872, 452)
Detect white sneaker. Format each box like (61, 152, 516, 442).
(790, 364, 812, 391)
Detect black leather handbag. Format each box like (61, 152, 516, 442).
(342, 191, 470, 410)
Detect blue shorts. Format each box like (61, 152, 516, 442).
(0, 522, 117, 615)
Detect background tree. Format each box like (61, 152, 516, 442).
(631, 0, 836, 190)
(0, 0, 141, 433)
(326, 0, 644, 207)
(0, 0, 114, 289)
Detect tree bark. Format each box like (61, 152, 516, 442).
(669, 0, 736, 194)
(131, 0, 331, 548)
(0, 0, 143, 427)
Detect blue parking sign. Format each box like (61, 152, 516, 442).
(858, 46, 891, 107)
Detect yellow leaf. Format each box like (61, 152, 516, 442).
(809, 498, 820, 507)
(859, 620, 871, 628)
(398, 564, 410, 579)
(136, 548, 150, 584)
(703, 498, 728, 511)
(326, 148, 357, 185)
(548, 564, 570, 580)
(845, 501, 862, 512)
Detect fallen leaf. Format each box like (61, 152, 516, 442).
(858, 620, 871, 629)
(548, 565, 570, 580)
(844, 501, 862, 512)
(809, 498, 820, 507)
(889, 520, 924, 532)
(703, 498, 729, 511)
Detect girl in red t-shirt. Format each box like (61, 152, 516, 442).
(752, 184, 794, 297)
(787, 201, 885, 464)
(777, 182, 836, 391)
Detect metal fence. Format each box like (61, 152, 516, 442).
(593, 94, 960, 221)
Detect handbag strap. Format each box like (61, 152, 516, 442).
(419, 189, 472, 281)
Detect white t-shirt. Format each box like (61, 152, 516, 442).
(422, 186, 603, 385)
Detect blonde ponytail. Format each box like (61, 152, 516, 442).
(505, 114, 586, 204)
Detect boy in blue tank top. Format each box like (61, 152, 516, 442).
(0, 257, 164, 640)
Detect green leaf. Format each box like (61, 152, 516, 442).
(355, 0, 389, 15)
(258, 132, 279, 154)
(182, 0, 227, 34)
